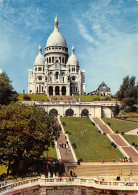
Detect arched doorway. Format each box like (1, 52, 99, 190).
(62, 86, 66, 95)
(65, 109, 74, 117)
(81, 109, 89, 117)
(55, 86, 60, 95)
(49, 109, 58, 116)
(49, 86, 53, 95)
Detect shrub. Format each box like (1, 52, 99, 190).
(99, 130, 101, 134)
(79, 158, 83, 161)
(107, 122, 111, 126)
(135, 144, 137, 147)
(92, 122, 95, 126)
(132, 142, 135, 146)
(72, 143, 77, 149)
(62, 122, 66, 126)
(93, 98, 100, 101)
(121, 132, 124, 135)
(103, 132, 106, 135)
(23, 95, 31, 101)
(114, 144, 117, 148)
(66, 131, 71, 135)
(104, 97, 111, 101)
(116, 131, 119, 133)
(111, 142, 115, 146)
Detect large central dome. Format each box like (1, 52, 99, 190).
(46, 17, 67, 48)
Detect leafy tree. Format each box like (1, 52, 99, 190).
(0, 72, 17, 105)
(0, 103, 60, 176)
(115, 76, 138, 111)
(112, 104, 120, 117)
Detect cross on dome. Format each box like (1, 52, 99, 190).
(54, 16, 58, 31)
(72, 46, 75, 54)
(39, 45, 42, 53)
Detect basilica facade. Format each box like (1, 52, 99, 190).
(28, 17, 86, 96)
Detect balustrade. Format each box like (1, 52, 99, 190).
(0, 177, 138, 194)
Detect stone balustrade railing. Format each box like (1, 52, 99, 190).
(0, 176, 138, 194)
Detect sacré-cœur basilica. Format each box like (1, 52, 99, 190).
(28, 17, 86, 96)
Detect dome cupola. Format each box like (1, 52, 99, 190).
(34, 46, 45, 65)
(46, 17, 67, 48)
(68, 46, 79, 65)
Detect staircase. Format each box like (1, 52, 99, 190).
(49, 95, 76, 103)
(92, 117, 138, 162)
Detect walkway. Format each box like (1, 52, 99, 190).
(56, 117, 76, 163)
(92, 118, 138, 162)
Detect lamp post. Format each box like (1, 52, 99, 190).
(45, 148, 49, 177)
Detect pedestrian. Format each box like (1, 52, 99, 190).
(65, 135, 67, 139)
(65, 143, 66, 148)
(66, 141, 68, 145)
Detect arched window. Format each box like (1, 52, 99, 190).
(47, 58, 48, 63)
(72, 76, 75, 81)
(52, 57, 54, 63)
(49, 57, 51, 63)
(62, 57, 64, 63)
(38, 67, 42, 71)
(49, 86, 53, 95)
(56, 72, 59, 79)
(55, 86, 60, 95)
(62, 86, 66, 95)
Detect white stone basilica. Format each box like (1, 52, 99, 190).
(28, 17, 86, 96)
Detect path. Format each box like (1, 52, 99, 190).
(92, 118, 138, 162)
(55, 117, 75, 163)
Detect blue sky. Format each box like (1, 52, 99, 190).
(0, 0, 137, 94)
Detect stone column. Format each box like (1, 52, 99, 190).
(53, 87, 55, 96)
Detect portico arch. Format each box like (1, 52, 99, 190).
(49, 86, 53, 95)
(49, 109, 58, 116)
(81, 109, 89, 117)
(65, 108, 74, 117)
(62, 86, 66, 95)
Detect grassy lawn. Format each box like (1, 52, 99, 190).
(43, 146, 57, 159)
(123, 135, 138, 151)
(61, 117, 124, 162)
(75, 95, 115, 102)
(18, 94, 49, 102)
(123, 117, 138, 123)
(102, 118, 138, 133)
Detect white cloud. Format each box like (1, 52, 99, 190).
(74, 18, 100, 46)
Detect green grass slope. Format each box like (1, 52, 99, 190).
(18, 94, 49, 102)
(102, 118, 138, 133)
(61, 117, 124, 162)
(123, 135, 138, 151)
(75, 95, 115, 102)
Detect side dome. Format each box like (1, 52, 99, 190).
(34, 46, 45, 65)
(46, 17, 67, 48)
(68, 46, 79, 65)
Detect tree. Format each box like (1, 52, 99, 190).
(0, 72, 17, 105)
(115, 76, 138, 111)
(0, 103, 60, 176)
(112, 104, 120, 117)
